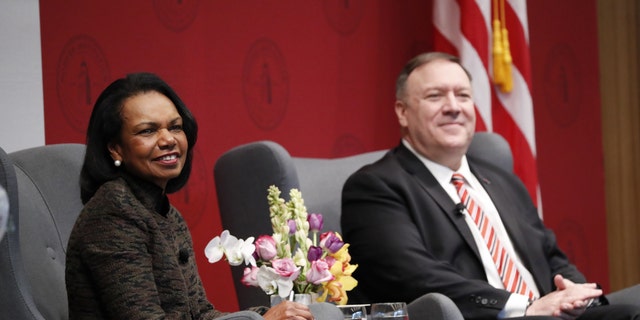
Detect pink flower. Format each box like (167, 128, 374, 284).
(257, 265, 295, 297)
(271, 258, 301, 279)
(325, 255, 337, 267)
(306, 259, 334, 284)
(320, 231, 344, 253)
(241, 266, 259, 287)
(255, 235, 277, 261)
(308, 213, 324, 232)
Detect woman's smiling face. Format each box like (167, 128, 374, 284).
(109, 90, 188, 191)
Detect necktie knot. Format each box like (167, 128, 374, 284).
(451, 173, 465, 190)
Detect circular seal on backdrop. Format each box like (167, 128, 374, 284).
(153, 0, 201, 32)
(170, 147, 208, 227)
(242, 38, 289, 130)
(542, 43, 582, 127)
(323, 0, 366, 35)
(555, 219, 590, 276)
(332, 134, 365, 157)
(57, 35, 111, 133)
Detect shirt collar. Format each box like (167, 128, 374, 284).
(401, 138, 474, 187)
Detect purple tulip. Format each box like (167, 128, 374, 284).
(319, 231, 344, 253)
(307, 245, 323, 261)
(307, 213, 324, 232)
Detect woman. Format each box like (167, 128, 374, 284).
(65, 73, 336, 319)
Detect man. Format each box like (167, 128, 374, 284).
(340, 52, 640, 319)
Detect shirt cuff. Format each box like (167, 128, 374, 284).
(497, 293, 530, 318)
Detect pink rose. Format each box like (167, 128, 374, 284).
(306, 259, 334, 284)
(271, 258, 300, 279)
(255, 235, 277, 261)
(241, 266, 259, 287)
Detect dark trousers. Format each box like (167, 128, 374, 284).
(579, 304, 640, 320)
(508, 304, 640, 320)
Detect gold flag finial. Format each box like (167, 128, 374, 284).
(492, 0, 505, 87)
(499, 0, 513, 92)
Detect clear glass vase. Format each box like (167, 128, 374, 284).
(270, 293, 317, 306)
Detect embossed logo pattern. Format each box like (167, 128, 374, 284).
(153, 0, 201, 32)
(56, 35, 110, 133)
(323, 0, 366, 35)
(556, 219, 589, 275)
(242, 38, 289, 130)
(543, 44, 582, 127)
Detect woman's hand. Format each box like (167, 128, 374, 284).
(263, 301, 314, 320)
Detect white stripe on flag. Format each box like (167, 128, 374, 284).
(507, 0, 530, 44)
(496, 67, 537, 156)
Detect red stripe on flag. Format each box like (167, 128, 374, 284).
(433, 27, 458, 57)
(492, 95, 539, 200)
(459, 0, 490, 69)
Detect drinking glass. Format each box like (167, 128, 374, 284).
(337, 304, 369, 319)
(370, 302, 409, 320)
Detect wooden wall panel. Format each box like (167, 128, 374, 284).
(598, 0, 640, 290)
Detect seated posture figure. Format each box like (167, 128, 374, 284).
(66, 72, 339, 320)
(341, 52, 640, 320)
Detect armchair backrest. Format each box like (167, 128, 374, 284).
(214, 141, 301, 309)
(292, 151, 387, 233)
(213, 132, 512, 309)
(0, 143, 85, 320)
(0, 145, 39, 319)
(467, 131, 513, 172)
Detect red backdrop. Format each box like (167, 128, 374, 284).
(40, 0, 608, 311)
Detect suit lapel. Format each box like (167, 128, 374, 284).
(394, 145, 483, 261)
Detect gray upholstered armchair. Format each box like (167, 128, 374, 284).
(213, 133, 512, 319)
(0, 143, 85, 320)
(214, 142, 387, 310)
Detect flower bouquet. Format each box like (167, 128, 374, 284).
(205, 185, 358, 305)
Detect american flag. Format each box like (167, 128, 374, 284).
(433, 0, 540, 209)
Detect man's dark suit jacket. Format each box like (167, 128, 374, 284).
(341, 142, 585, 320)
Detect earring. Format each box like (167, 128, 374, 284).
(114, 160, 122, 167)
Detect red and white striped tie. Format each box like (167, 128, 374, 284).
(451, 173, 535, 300)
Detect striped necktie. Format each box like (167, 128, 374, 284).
(451, 173, 535, 300)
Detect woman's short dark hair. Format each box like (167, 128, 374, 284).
(80, 72, 198, 203)
(395, 52, 472, 100)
